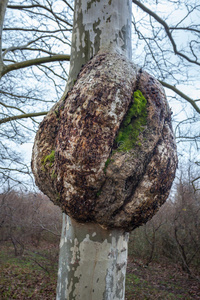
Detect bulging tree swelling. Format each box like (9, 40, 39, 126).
(32, 0, 177, 299)
(32, 51, 177, 232)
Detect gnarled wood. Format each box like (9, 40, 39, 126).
(32, 51, 177, 232)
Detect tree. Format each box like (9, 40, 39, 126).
(31, 0, 178, 298)
(0, 3, 199, 298)
(34, 1, 132, 298)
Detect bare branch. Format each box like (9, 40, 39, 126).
(0, 167, 30, 175)
(3, 27, 71, 33)
(2, 54, 70, 76)
(159, 80, 200, 114)
(7, 4, 73, 27)
(170, 26, 200, 34)
(192, 177, 200, 192)
(0, 101, 28, 115)
(0, 111, 48, 125)
(2, 35, 67, 57)
(132, 0, 200, 66)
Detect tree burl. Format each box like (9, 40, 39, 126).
(32, 51, 177, 232)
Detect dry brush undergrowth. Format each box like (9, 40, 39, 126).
(0, 179, 199, 299)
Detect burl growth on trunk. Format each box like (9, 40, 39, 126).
(32, 52, 177, 232)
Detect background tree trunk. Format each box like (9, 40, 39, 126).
(57, 0, 132, 299)
(0, 0, 8, 76)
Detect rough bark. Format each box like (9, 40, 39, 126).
(32, 51, 177, 232)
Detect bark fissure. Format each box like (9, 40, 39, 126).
(111, 140, 160, 219)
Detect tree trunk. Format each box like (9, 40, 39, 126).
(0, 0, 8, 76)
(57, 215, 129, 299)
(57, 0, 132, 299)
(65, 0, 132, 92)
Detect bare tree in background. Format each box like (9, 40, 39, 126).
(0, 0, 199, 189)
(0, 190, 62, 247)
(128, 162, 200, 277)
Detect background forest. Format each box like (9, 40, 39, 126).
(0, 0, 200, 298)
(0, 171, 200, 298)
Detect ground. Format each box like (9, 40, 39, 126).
(125, 258, 200, 300)
(0, 242, 199, 299)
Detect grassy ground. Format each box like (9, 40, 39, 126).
(0, 243, 200, 299)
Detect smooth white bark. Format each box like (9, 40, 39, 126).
(67, 0, 132, 90)
(57, 215, 129, 300)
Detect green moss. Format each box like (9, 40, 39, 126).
(105, 158, 111, 168)
(115, 90, 147, 152)
(51, 169, 57, 179)
(42, 150, 55, 167)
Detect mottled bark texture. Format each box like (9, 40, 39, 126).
(57, 215, 128, 300)
(67, 0, 132, 91)
(32, 51, 177, 232)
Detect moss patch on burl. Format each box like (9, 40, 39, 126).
(51, 169, 57, 179)
(115, 90, 147, 151)
(42, 150, 55, 167)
